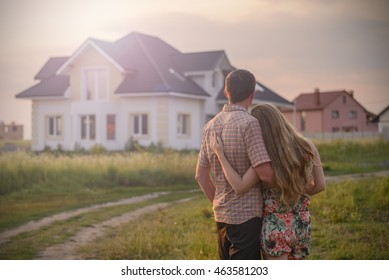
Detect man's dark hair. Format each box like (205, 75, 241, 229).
(225, 69, 256, 103)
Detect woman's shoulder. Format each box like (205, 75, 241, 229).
(303, 137, 316, 151)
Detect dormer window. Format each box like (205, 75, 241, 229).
(82, 68, 108, 101)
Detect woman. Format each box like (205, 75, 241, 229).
(211, 103, 325, 260)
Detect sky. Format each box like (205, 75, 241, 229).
(1, 0, 388, 139)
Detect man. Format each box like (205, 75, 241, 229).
(195, 69, 274, 260)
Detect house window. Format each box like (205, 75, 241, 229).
(343, 96, 347, 104)
(132, 114, 148, 136)
(349, 111, 357, 119)
(301, 111, 306, 132)
(106, 115, 116, 140)
(332, 127, 340, 132)
(332, 110, 339, 119)
(177, 114, 190, 137)
(47, 116, 62, 138)
(83, 68, 108, 100)
(81, 115, 96, 140)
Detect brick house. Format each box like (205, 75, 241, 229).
(282, 88, 378, 133)
(0, 121, 24, 140)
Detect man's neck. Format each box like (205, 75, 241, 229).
(229, 100, 250, 109)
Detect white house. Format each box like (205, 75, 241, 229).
(16, 32, 293, 151)
(373, 105, 389, 140)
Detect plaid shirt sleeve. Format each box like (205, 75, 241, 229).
(197, 125, 210, 168)
(244, 119, 271, 167)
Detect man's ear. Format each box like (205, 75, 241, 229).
(249, 91, 255, 100)
(224, 89, 228, 99)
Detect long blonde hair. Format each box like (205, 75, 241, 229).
(251, 103, 313, 209)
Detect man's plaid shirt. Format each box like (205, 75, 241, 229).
(197, 104, 271, 224)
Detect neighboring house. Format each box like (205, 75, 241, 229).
(0, 121, 23, 140)
(16, 32, 292, 151)
(282, 88, 378, 134)
(373, 105, 389, 140)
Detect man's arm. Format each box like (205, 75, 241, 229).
(245, 120, 274, 185)
(253, 162, 274, 185)
(195, 164, 216, 202)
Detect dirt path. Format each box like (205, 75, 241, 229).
(0, 192, 170, 245)
(37, 197, 194, 260)
(325, 170, 389, 183)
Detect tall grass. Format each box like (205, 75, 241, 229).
(0, 150, 198, 196)
(314, 139, 389, 175)
(78, 196, 218, 260)
(0, 150, 198, 230)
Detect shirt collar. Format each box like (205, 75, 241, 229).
(222, 104, 249, 113)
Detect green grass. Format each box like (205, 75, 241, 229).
(0, 150, 198, 195)
(309, 177, 389, 259)
(78, 196, 218, 260)
(0, 184, 195, 232)
(0, 191, 200, 259)
(77, 177, 389, 260)
(0, 139, 388, 260)
(315, 139, 389, 175)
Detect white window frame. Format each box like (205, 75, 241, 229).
(106, 114, 116, 140)
(132, 113, 148, 137)
(80, 114, 96, 141)
(46, 115, 62, 139)
(177, 113, 190, 137)
(81, 67, 109, 101)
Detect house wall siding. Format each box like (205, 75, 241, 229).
(32, 100, 72, 150)
(31, 102, 39, 149)
(167, 96, 204, 149)
(378, 109, 389, 140)
(156, 96, 169, 147)
(283, 92, 378, 134)
(323, 94, 373, 132)
(282, 110, 322, 132)
(68, 45, 122, 102)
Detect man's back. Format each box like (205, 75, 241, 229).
(198, 104, 270, 224)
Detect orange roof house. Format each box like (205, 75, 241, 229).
(282, 88, 378, 133)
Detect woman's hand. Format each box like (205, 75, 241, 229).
(210, 132, 224, 157)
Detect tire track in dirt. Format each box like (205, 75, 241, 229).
(325, 170, 389, 183)
(37, 197, 194, 260)
(0, 192, 170, 245)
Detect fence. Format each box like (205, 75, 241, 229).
(302, 131, 381, 141)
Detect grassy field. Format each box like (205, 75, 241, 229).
(0, 139, 388, 259)
(76, 177, 388, 260)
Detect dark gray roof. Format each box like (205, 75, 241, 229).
(16, 76, 69, 98)
(17, 32, 211, 98)
(15, 32, 289, 104)
(172, 51, 227, 72)
(34, 57, 69, 80)
(110, 33, 209, 96)
(216, 80, 293, 106)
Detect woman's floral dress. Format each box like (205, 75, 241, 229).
(261, 187, 311, 259)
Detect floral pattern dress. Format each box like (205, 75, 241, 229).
(261, 187, 311, 259)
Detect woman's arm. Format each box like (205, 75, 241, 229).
(211, 133, 260, 194)
(305, 139, 326, 196)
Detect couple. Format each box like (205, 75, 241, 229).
(195, 69, 325, 260)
